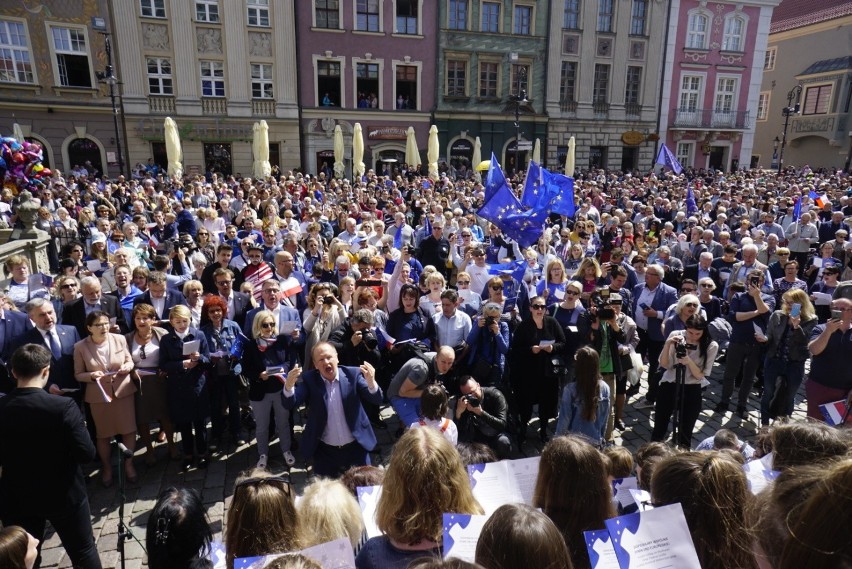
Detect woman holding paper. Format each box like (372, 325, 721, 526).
(510, 296, 566, 445)
(199, 295, 246, 452)
(536, 258, 568, 308)
(126, 303, 175, 465)
(159, 304, 211, 471)
(242, 309, 297, 469)
(73, 310, 137, 487)
(809, 265, 840, 322)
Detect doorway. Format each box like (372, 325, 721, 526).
(708, 146, 726, 170)
(203, 143, 232, 177)
(621, 147, 638, 171)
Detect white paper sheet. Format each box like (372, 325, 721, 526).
(357, 485, 383, 539)
(280, 320, 299, 334)
(182, 340, 200, 355)
(443, 514, 489, 562)
(467, 457, 540, 515)
(604, 503, 702, 569)
(86, 259, 102, 272)
(812, 291, 833, 306)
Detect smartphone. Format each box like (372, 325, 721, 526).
(750, 277, 760, 287)
(640, 303, 650, 310)
(832, 309, 843, 320)
(790, 303, 801, 318)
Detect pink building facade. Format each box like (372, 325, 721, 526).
(294, 1, 437, 175)
(658, 0, 781, 171)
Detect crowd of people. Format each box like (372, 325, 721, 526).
(0, 161, 851, 568)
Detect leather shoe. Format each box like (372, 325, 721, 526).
(713, 402, 729, 414)
(615, 419, 626, 430)
(737, 406, 748, 419)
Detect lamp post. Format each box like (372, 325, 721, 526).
(777, 84, 802, 175)
(508, 67, 529, 176)
(96, 33, 124, 178)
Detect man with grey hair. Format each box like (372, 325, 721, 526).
(724, 243, 771, 299)
(785, 211, 819, 273)
(18, 298, 80, 396)
(62, 276, 128, 337)
(385, 211, 415, 247)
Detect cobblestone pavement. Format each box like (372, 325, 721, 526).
(39, 359, 808, 568)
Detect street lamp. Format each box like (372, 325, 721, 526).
(95, 32, 125, 178)
(508, 67, 529, 176)
(777, 84, 802, 175)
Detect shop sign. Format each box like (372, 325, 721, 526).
(135, 117, 253, 141)
(368, 126, 408, 140)
(621, 131, 645, 145)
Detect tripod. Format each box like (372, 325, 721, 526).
(670, 363, 687, 448)
(115, 442, 146, 569)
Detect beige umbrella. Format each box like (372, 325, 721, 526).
(164, 117, 183, 178)
(427, 125, 439, 181)
(405, 127, 419, 167)
(564, 136, 575, 176)
(532, 138, 541, 164)
(472, 137, 482, 181)
(12, 122, 24, 142)
(333, 125, 345, 178)
(352, 122, 365, 179)
(252, 120, 272, 179)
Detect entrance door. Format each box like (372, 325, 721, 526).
(589, 146, 607, 169)
(621, 147, 638, 171)
(708, 146, 725, 170)
(204, 143, 232, 176)
(67, 138, 103, 176)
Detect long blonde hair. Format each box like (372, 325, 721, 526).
(781, 289, 816, 321)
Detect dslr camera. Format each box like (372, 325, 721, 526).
(675, 340, 697, 359)
(360, 330, 378, 350)
(463, 394, 481, 408)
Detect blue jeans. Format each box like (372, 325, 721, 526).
(761, 357, 805, 424)
(391, 396, 421, 427)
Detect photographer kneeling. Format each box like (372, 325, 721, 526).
(455, 376, 511, 459)
(651, 314, 718, 448)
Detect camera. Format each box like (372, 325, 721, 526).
(361, 330, 378, 350)
(675, 341, 697, 359)
(593, 290, 615, 321)
(463, 395, 481, 408)
(749, 276, 760, 287)
(323, 296, 336, 305)
(485, 316, 497, 328)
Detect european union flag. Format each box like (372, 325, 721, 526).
(423, 212, 432, 236)
(520, 161, 557, 210)
(655, 143, 684, 175)
(543, 169, 575, 217)
(484, 152, 510, 202)
(230, 332, 250, 359)
(488, 260, 528, 284)
(686, 185, 698, 216)
(478, 160, 545, 248)
(791, 197, 801, 221)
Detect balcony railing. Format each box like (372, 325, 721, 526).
(671, 108, 751, 129)
(148, 96, 175, 114)
(593, 101, 610, 117)
(559, 99, 577, 113)
(625, 102, 642, 117)
(201, 97, 227, 115)
(252, 99, 275, 116)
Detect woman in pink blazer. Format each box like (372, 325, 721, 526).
(74, 310, 137, 486)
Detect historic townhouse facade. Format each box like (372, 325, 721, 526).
(294, 0, 437, 176)
(544, 0, 668, 172)
(658, 0, 781, 172)
(753, 0, 852, 170)
(433, 0, 550, 176)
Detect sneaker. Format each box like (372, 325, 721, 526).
(283, 451, 296, 466)
(256, 454, 268, 469)
(634, 397, 655, 410)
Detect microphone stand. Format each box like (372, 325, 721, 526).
(115, 441, 145, 569)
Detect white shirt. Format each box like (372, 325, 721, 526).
(221, 292, 235, 320)
(432, 310, 472, 348)
(150, 295, 166, 319)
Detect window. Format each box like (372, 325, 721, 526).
(625, 66, 642, 104)
(513, 5, 532, 35)
(50, 26, 91, 87)
(597, 0, 613, 32)
(396, 64, 418, 108)
(247, 0, 270, 27)
(141, 0, 166, 18)
(481, 2, 500, 33)
(631, 0, 647, 35)
(0, 20, 34, 84)
(714, 77, 737, 112)
(356, 62, 379, 107)
(396, 0, 418, 34)
(679, 75, 702, 110)
(676, 142, 692, 165)
(196, 0, 219, 22)
(560, 61, 577, 101)
(686, 12, 708, 49)
(200, 60, 225, 97)
(316, 0, 340, 29)
(479, 61, 498, 98)
(356, 0, 380, 32)
(757, 92, 770, 120)
(511, 63, 529, 93)
(448, 0, 468, 30)
(722, 16, 744, 51)
(446, 59, 467, 96)
(802, 85, 832, 115)
(593, 64, 609, 102)
(251, 63, 273, 98)
(317, 60, 341, 106)
(563, 0, 580, 29)
(147, 57, 172, 95)
(764, 47, 776, 71)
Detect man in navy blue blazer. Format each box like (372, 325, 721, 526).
(0, 299, 32, 394)
(630, 264, 678, 408)
(132, 271, 187, 325)
(282, 342, 382, 478)
(19, 298, 81, 397)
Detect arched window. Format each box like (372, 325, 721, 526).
(722, 15, 746, 51)
(686, 11, 709, 49)
(67, 138, 102, 177)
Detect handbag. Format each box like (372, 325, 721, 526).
(626, 351, 644, 386)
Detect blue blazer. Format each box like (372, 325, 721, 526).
(16, 325, 80, 391)
(282, 366, 383, 460)
(0, 309, 31, 362)
(132, 290, 188, 322)
(631, 282, 678, 342)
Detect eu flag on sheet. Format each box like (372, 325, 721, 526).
(543, 169, 575, 217)
(520, 161, 557, 210)
(655, 143, 684, 175)
(686, 185, 698, 216)
(484, 153, 510, 202)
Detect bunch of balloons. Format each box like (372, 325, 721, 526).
(0, 136, 51, 193)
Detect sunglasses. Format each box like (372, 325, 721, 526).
(685, 303, 699, 308)
(566, 290, 579, 296)
(61, 283, 78, 289)
(490, 285, 503, 290)
(457, 280, 470, 285)
(700, 284, 714, 288)
(531, 304, 546, 310)
(261, 322, 276, 329)
(234, 475, 292, 494)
